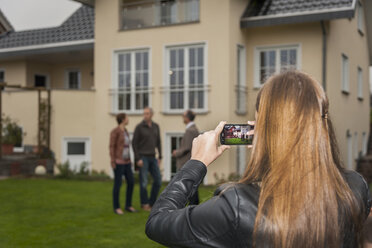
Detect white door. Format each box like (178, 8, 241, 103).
(164, 133, 183, 181)
(62, 137, 91, 172)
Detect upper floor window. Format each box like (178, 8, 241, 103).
(341, 54, 349, 94)
(0, 69, 4, 82)
(65, 70, 81, 89)
(121, 0, 199, 30)
(112, 49, 151, 113)
(254, 45, 299, 87)
(357, 1, 364, 34)
(163, 43, 207, 113)
(236, 45, 247, 115)
(357, 66, 363, 100)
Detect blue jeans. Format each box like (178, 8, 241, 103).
(139, 156, 162, 206)
(113, 163, 134, 209)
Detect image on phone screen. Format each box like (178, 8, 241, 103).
(220, 124, 254, 145)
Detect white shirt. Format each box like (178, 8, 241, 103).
(185, 121, 195, 130)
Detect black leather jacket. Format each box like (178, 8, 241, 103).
(146, 160, 371, 248)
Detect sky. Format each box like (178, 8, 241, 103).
(0, 0, 81, 31)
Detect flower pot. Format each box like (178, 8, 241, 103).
(2, 144, 14, 155)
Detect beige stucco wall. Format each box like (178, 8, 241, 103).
(94, 0, 238, 183)
(2, 90, 39, 145)
(326, 6, 370, 169)
(0, 60, 27, 86)
(50, 90, 95, 168)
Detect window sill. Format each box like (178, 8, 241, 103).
(235, 110, 247, 116)
(341, 90, 350, 95)
(161, 110, 209, 115)
(357, 97, 364, 102)
(109, 111, 144, 116)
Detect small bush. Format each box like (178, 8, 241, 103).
(56, 161, 110, 180)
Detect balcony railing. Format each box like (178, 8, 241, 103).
(121, 0, 200, 30)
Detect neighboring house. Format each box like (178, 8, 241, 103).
(0, 0, 371, 184)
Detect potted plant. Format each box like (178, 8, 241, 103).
(2, 115, 23, 155)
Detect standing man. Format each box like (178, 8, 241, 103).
(132, 107, 162, 211)
(172, 110, 200, 205)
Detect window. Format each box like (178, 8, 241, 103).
(362, 132, 368, 156)
(112, 49, 151, 113)
(121, 0, 199, 30)
(164, 133, 183, 181)
(357, 1, 364, 34)
(65, 70, 81, 89)
(236, 45, 247, 114)
(255, 45, 299, 87)
(347, 130, 353, 169)
(0, 69, 4, 82)
(357, 67, 363, 99)
(354, 132, 359, 159)
(34, 74, 48, 88)
(341, 54, 349, 93)
(67, 142, 85, 155)
(236, 146, 246, 176)
(164, 44, 207, 113)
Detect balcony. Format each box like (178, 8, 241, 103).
(121, 0, 200, 30)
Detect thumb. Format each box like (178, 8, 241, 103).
(218, 145, 230, 155)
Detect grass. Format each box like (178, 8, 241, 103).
(225, 137, 252, 145)
(0, 177, 216, 248)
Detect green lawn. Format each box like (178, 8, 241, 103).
(0, 177, 216, 248)
(225, 137, 252, 145)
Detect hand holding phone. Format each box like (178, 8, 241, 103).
(220, 124, 254, 145)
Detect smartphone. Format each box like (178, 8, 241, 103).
(220, 124, 254, 145)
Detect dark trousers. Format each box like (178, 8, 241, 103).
(113, 163, 134, 210)
(139, 156, 162, 206)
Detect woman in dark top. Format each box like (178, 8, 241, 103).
(146, 71, 371, 247)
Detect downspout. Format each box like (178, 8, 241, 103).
(321, 21, 327, 91)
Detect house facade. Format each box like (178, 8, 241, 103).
(0, 0, 371, 184)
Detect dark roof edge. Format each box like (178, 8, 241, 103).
(72, 0, 94, 7)
(0, 9, 14, 31)
(241, 9, 355, 28)
(0, 41, 93, 59)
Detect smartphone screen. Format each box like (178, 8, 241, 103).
(220, 124, 254, 145)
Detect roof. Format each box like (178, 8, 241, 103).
(0, 8, 14, 33)
(241, 0, 357, 28)
(0, 5, 94, 50)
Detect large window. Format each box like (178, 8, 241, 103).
(236, 45, 247, 114)
(254, 45, 299, 87)
(341, 54, 349, 93)
(164, 44, 207, 113)
(357, 67, 363, 100)
(357, 1, 364, 34)
(65, 70, 81, 89)
(0, 69, 4, 82)
(112, 49, 151, 113)
(121, 0, 199, 30)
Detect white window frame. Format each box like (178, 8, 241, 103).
(236, 146, 247, 176)
(357, 66, 363, 99)
(347, 131, 353, 169)
(341, 54, 349, 93)
(357, 1, 364, 34)
(362, 132, 368, 156)
(254, 44, 301, 88)
(163, 42, 208, 114)
(61, 137, 91, 172)
(112, 47, 152, 114)
(354, 132, 359, 159)
(164, 132, 183, 181)
(65, 69, 81, 89)
(236, 44, 247, 115)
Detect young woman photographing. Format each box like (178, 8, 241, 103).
(146, 71, 371, 247)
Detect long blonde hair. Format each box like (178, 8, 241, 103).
(240, 71, 364, 247)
